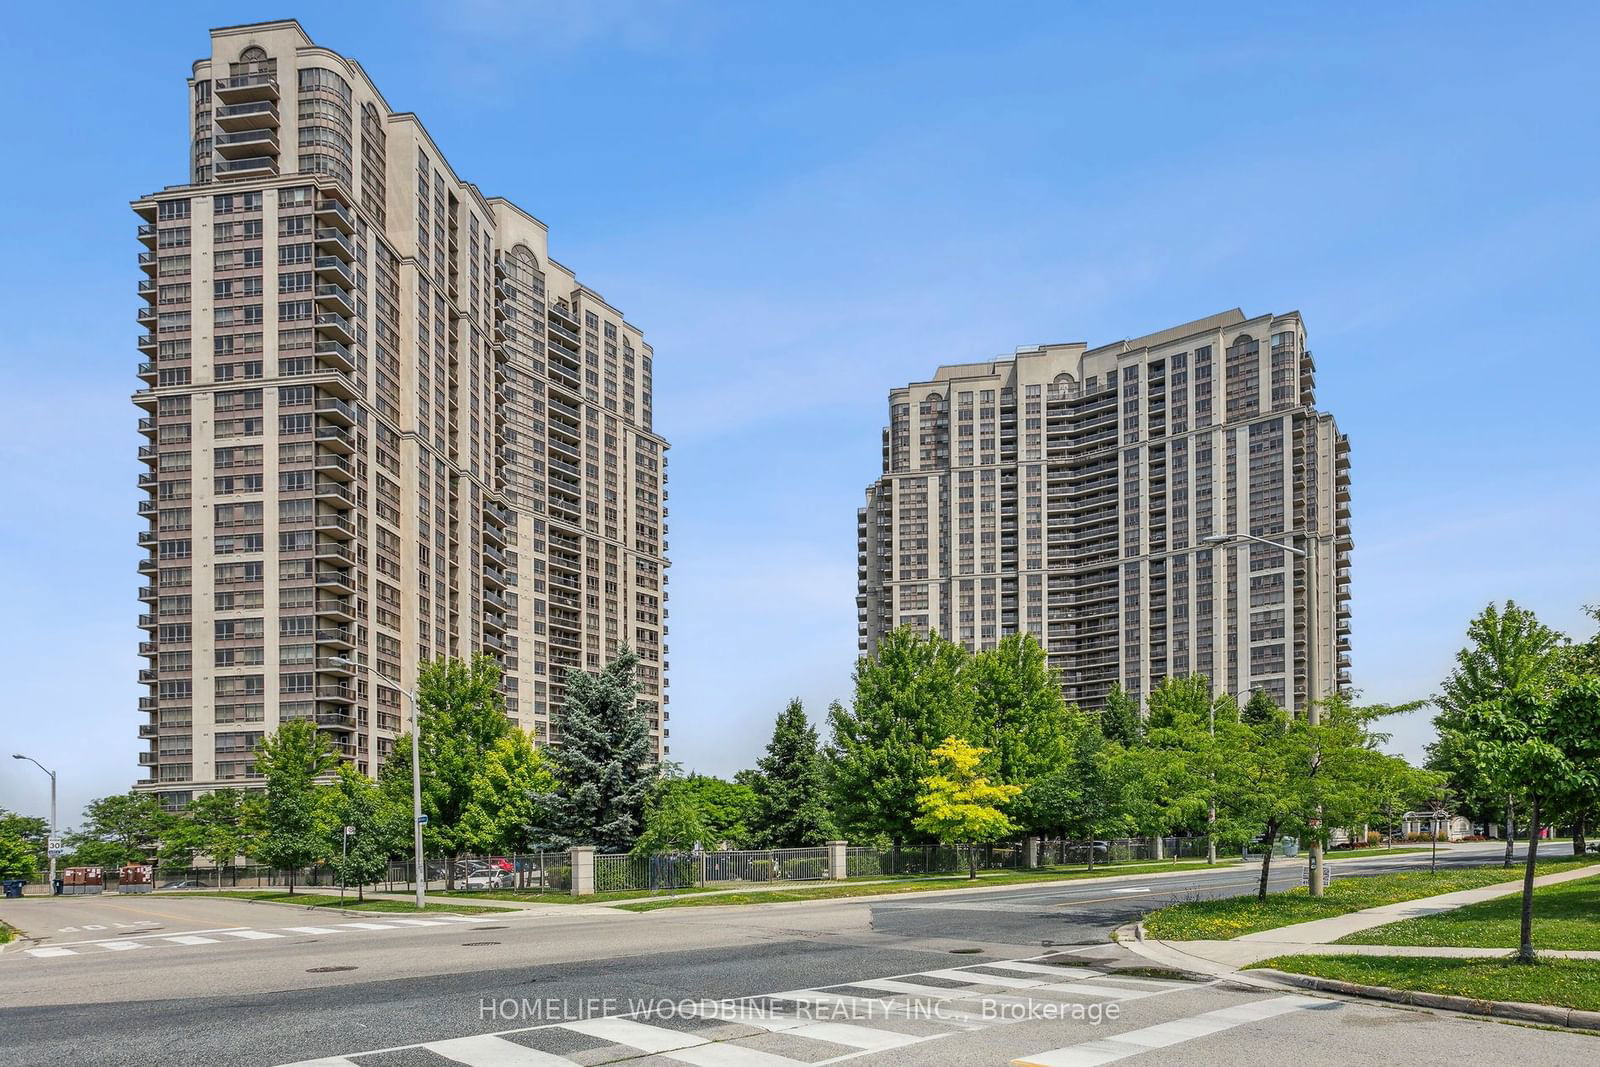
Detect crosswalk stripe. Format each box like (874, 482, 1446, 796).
(100, 940, 146, 951)
(283, 926, 346, 935)
(920, 967, 1045, 989)
(164, 936, 221, 945)
(854, 977, 974, 998)
(424, 1034, 577, 1065)
(221, 930, 285, 940)
(561, 1017, 705, 1053)
(787, 1022, 924, 1051)
(1011, 994, 1322, 1067)
(337, 922, 396, 930)
(664, 1043, 806, 1066)
(27, 947, 77, 958)
(384, 918, 447, 927)
(1032, 982, 1166, 1001)
(434, 915, 488, 923)
(969, 962, 1102, 979)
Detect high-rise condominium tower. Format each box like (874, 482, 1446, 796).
(857, 309, 1350, 715)
(134, 21, 670, 807)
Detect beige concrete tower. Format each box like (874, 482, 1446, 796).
(858, 309, 1350, 716)
(133, 21, 670, 807)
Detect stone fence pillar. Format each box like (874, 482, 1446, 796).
(570, 846, 596, 897)
(827, 840, 848, 880)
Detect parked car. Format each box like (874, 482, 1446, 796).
(159, 880, 211, 890)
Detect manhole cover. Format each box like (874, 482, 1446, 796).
(306, 965, 357, 973)
(462, 941, 501, 947)
(949, 948, 984, 954)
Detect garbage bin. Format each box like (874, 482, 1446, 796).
(2, 880, 24, 899)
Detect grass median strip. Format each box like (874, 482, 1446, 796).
(1142, 858, 1597, 941)
(1248, 954, 1600, 1013)
(150, 890, 509, 915)
(613, 859, 1240, 912)
(1336, 873, 1600, 950)
(1324, 847, 1431, 860)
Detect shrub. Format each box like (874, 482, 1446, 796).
(544, 865, 571, 891)
(748, 859, 774, 882)
(781, 857, 826, 880)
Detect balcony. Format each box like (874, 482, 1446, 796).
(138, 444, 158, 465)
(483, 566, 508, 591)
(315, 423, 354, 453)
(314, 256, 354, 288)
(214, 156, 279, 180)
(137, 556, 156, 573)
(316, 656, 355, 677)
(314, 283, 354, 317)
(315, 569, 356, 595)
(316, 330, 354, 362)
(315, 626, 354, 649)
(315, 227, 355, 262)
(315, 684, 356, 704)
(137, 585, 157, 602)
(138, 669, 158, 684)
(315, 396, 355, 426)
(138, 251, 158, 275)
(314, 540, 354, 564)
(137, 529, 157, 546)
(482, 518, 507, 547)
(139, 725, 158, 741)
(315, 597, 355, 622)
(138, 751, 158, 766)
(138, 641, 157, 657)
(314, 480, 355, 508)
(314, 449, 355, 481)
(483, 611, 507, 635)
(214, 127, 279, 159)
(136, 223, 157, 248)
(137, 613, 156, 630)
(137, 499, 156, 515)
(316, 513, 356, 539)
(138, 415, 157, 437)
(315, 199, 354, 234)
(214, 100, 278, 131)
(214, 72, 279, 103)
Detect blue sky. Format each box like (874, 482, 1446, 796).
(2, 2, 1597, 826)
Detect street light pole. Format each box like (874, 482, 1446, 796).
(328, 658, 425, 909)
(12, 754, 57, 890)
(1201, 529, 1326, 897)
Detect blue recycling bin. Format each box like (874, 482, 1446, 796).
(2, 879, 23, 898)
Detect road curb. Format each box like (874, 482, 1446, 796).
(1247, 967, 1600, 1031)
(149, 894, 520, 920)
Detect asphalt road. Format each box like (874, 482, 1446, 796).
(2, 843, 1590, 1066)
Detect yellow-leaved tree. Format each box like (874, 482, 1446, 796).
(913, 737, 1022, 879)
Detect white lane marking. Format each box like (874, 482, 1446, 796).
(220, 929, 285, 940)
(666, 1043, 807, 1066)
(424, 1034, 578, 1065)
(434, 915, 492, 923)
(562, 1017, 705, 1053)
(337, 922, 396, 931)
(270, 1059, 362, 1067)
(164, 935, 220, 946)
(1012, 994, 1322, 1066)
(787, 1022, 924, 1051)
(283, 926, 347, 935)
(99, 940, 146, 951)
(1110, 888, 1150, 894)
(385, 918, 447, 927)
(27, 947, 77, 958)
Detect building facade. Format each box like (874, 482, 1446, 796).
(857, 309, 1350, 715)
(134, 21, 669, 807)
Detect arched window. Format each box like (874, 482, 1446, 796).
(240, 46, 268, 62)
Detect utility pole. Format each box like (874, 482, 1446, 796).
(11, 755, 57, 891)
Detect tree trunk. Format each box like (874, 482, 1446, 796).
(1504, 796, 1515, 868)
(968, 846, 978, 881)
(1572, 809, 1588, 857)
(1086, 837, 1095, 872)
(1517, 794, 1540, 964)
(1256, 823, 1278, 900)
(447, 851, 458, 891)
(1207, 799, 1217, 865)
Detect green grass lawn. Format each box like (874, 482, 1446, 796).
(1142, 858, 1598, 941)
(1249, 954, 1600, 1013)
(150, 890, 508, 915)
(432, 885, 723, 905)
(615, 859, 1241, 912)
(1337, 873, 1600, 950)
(0, 921, 14, 945)
(1325, 847, 1430, 860)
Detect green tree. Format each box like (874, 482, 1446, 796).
(459, 730, 557, 856)
(1099, 683, 1143, 746)
(158, 790, 253, 883)
(322, 763, 406, 902)
(679, 775, 759, 849)
(969, 634, 1076, 792)
(913, 737, 1023, 879)
(66, 792, 170, 868)
(546, 646, 657, 851)
(0, 809, 49, 876)
(1019, 721, 1125, 869)
(1146, 675, 1212, 732)
(1242, 688, 1280, 725)
(253, 719, 338, 893)
(413, 654, 511, 881)
(632, 765, 712, 856)
(751, 699, 835, 847)
(0, 828, 39, 880)
(1433, 601, 1566, 866)
(827, 628, 975, 844)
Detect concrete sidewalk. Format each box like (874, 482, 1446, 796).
(1127, 862, 1600, 974)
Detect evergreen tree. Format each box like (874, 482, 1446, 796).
(1242, 688, 1280, 725)
(751, 699, 835, 847)
(253, 720, 338, 893)
(547, 646, 657, 851)
(827, 627, 976, 844)
(1099, 683, 1143, 746)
